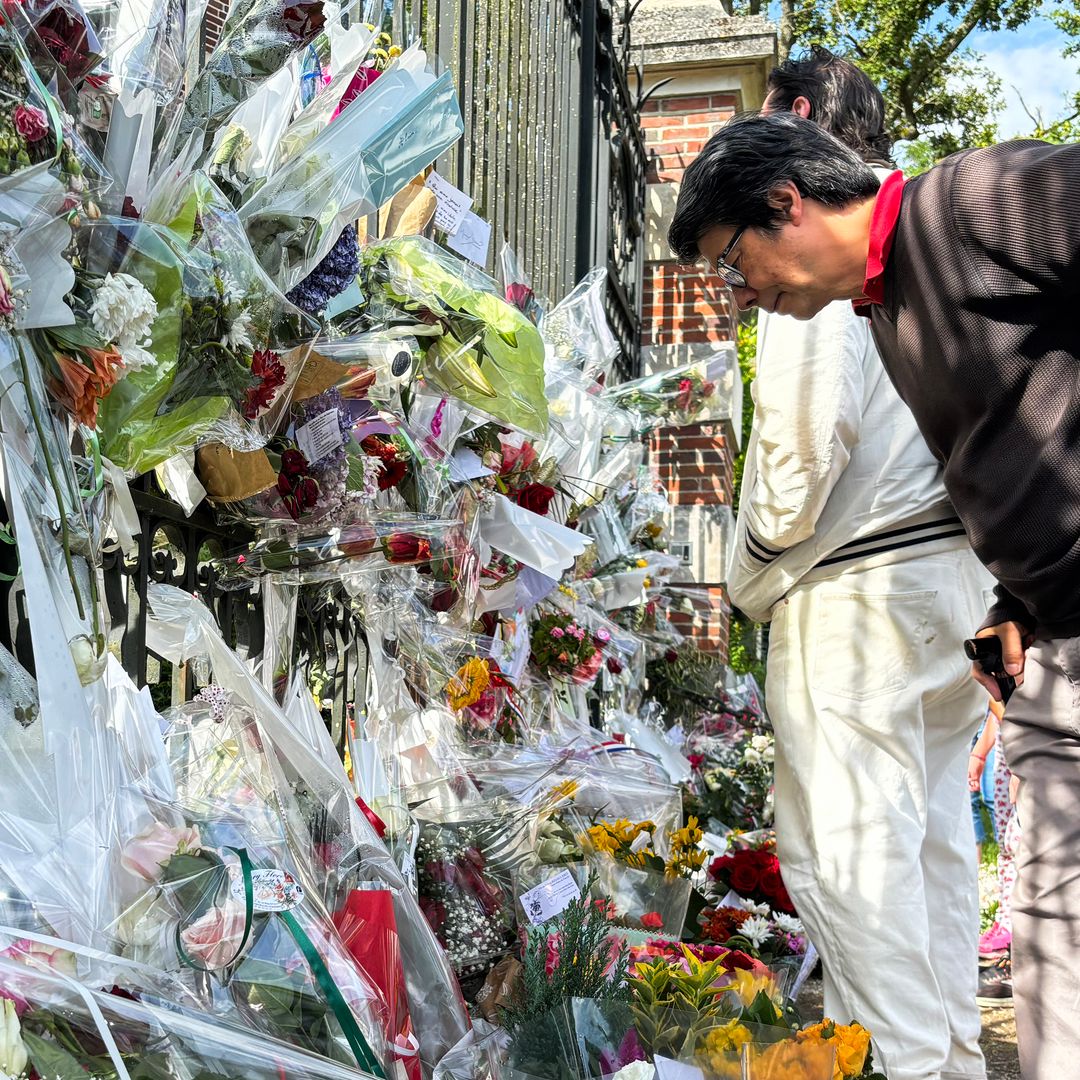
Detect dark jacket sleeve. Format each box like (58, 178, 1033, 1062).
(979, 583, 1037, 634)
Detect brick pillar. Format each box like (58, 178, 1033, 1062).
(641, 91, 741, 659)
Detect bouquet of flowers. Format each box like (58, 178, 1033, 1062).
(603, 352, 730, 432)
(530, 609, 608, 685)
(708, 845, 796, 916)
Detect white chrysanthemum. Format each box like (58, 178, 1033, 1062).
(741, 915, 773, 948)
(221, 309, 254, 353)
(91, 272, 157, 344)
(772, 912, 803, 935)
(742, 899, 771, 918)
(610, 1062, 655, 1080)
(119, 341, 157, 373)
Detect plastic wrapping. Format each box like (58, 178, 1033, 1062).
(0, 952, 386, 1078)
(241, 56, 464, 290)
(143, 583, 471, 1071)
(540, 267, 618, 384)
(93, 177, 320, 474)
(361, 237, 548, 436)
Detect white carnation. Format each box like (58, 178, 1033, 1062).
(741, 914, 773, 948)
(610, 1061, 655, 1080)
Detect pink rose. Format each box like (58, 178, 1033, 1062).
(0, 939, 77, 991)
(0, 266, 14, 317)
(121, 821, 202, 882)
(13, 105, 48, 144)
(179, 902, 248, 969)
(550, 626, 565, 639)
(498, 432, 538, 474)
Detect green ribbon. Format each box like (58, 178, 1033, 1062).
(175, 846, 255, 971)
(176, 847, 385, 1078)
(280, 908, 386, 1078)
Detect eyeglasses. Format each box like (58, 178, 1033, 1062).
(704, 226, 747, 289)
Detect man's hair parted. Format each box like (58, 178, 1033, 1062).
(667, 112, 880, 264)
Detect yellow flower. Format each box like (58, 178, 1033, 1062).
(704, 1018, 753, 1055)
(388, 44, 402, 56)
(752, 1039, 837, 1080)
(635, 558, 648, 568)
(729, 968, 783, 1011)
(546, 779, 578, 804)
(446, 657, 490, 711)
(796, 1020, 871, 1080)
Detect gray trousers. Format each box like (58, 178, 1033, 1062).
(1001, 636, 1080, 1080)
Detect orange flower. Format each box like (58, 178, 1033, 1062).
(49, 346, 124, 428)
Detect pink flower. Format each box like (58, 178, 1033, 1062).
(544, 933, 561, 977)
(571, 648, 604, 685)
(641, 912, 664, 929)
(595, 627, 611, 644)
(13, 105, 48, 143)
(120, 821, 202, 882)
(498, 432, 538, 474)
(550, 626, 565, 639)
(179, 902, 248, 968)
(0, 940, 76, 1001)
(0, 265, 14, 317)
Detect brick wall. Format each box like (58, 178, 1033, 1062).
(203, 0, 229, 52)
(642, 90, 741, 658)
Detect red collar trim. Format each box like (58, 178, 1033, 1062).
(853, 169, 904, 316)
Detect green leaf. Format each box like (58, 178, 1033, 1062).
(23, 1029, 92, 1080)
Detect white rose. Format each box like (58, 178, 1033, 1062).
(611, 1061, 655, 1080)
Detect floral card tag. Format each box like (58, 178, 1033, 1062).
(519, 869, 580, 926)
(296, 408, 343, 464)
(230, 867, 305, 912)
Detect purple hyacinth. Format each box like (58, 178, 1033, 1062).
(286, 225, 361, 315)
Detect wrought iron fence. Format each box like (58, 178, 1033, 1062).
(398, 0, 646, 380)
(0, 0, 647, 740)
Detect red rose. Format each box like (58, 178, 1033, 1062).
(505, 282, 535, 312)
(761, 864, 795, 914)
(419, 897, 447, 935)
(640, 912, 664, 929)
(338, 525, 376, 559)
(723, 950, 756, 971)
(708, 856, 732, 881)
(295, 476, 319, 510)
(13, 105, 49, 144)
(515, 482, 557, 516)
(383, 533, 432, 563)
(276, 473, 293, 497)
(430, 584, 459, 612)
(687, 753, 705, 770)
(606, 656, 624, 675)
(729, 861, 762, 895)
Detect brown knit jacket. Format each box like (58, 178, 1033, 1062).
(867, 140, 1080, 634)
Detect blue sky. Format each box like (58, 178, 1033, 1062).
(970, 13, 1080, 136)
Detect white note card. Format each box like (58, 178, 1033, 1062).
(296, 408, 343, 464)
(425, 171, 474, 235)
(447, 211, 492, 267)
(519, 869, 581, 926)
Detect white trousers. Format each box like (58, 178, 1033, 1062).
(766, 546, 994, 1080)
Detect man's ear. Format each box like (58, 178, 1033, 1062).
(766, 180, 803, 225)
(792, 95, 812, 119)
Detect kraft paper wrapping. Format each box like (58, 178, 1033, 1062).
(197, 443, 277, 502)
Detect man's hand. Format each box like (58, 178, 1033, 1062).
(971, 621, 1029, 702)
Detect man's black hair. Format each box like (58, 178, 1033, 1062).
(767, 45, 893, 166)
(667, 112, 880, 264)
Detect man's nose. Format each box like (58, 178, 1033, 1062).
(731, 285, 757, 310)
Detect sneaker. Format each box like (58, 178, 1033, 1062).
(979, 922, 1012, 958)
(977, 955, 1013, 1007)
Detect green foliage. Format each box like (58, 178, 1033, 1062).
(727, 613, 766, 686)
(731, 315, 756, 518)
(501, 882, 630, 1037)
(644, 642, 725, 718)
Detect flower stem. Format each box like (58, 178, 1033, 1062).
(15, 334, 86, 621)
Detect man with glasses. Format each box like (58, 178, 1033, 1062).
(723, 49, 992, 1080)
(669, 64, 1080, 1080)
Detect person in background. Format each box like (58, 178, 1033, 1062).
(726, 48, 992, 1080)
(668, 94, 1080, 1080)
(970, 698, 1020, 1005)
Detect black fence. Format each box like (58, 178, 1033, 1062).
(401, 0, 646, 380)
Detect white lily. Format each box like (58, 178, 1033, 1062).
(0, 998, 28, 1078)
